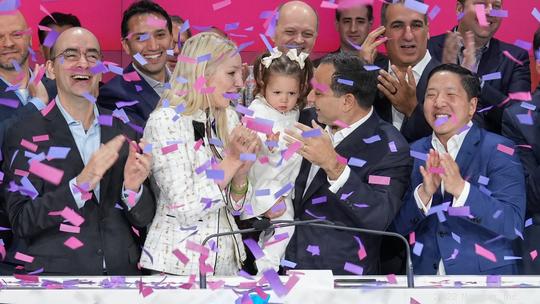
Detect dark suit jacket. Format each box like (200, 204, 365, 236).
(392, 124, 525, 274)
(502, 88, 540, 274)
(2, 102, 156, 275)
(312, 48, 388, 68)
(285, 108, 412, 275)
(97, 63, 160, 125)
(373, 57, 441, 143)
(428, 34, 531, 134)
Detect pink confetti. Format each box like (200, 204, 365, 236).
(14, 169, 28, 177)
(39, 4, 56, 23)
(409, 232, 416, 245)
(64, 236, 84, 250)
(497, 144, 515, 156)
(194, 139, 203, 151)
(336, 154, 347, 165)
(161, 144, 178, 155)
(428, 167, 445, 174)
(320, 1, 338, 9)
(172, 248, 190, 265)
(60, 207, 85, 227)
(32, 134, 49, 142)
(212, 0, 231, 11)
(177, 55, 197, 64)
(508, 91, 532, 101)
(29, 160, 64, 185)
(475, 243, 497, 262)
(59, 224, 80, 233)
(474, 4, 489, 26)
(310, 79, 329, 92)
(32, 65, 46, 86)
(333, 119, 349, 129)
(262, 269, 288, 297)
(531, 250, 538, 261)
(14, 274, 39, 282)
(21, 139, 38, 152)
(368, 175, 391, 185)
(244, 117, 273, 134)
(208, 279, 225, 290)
(41, 99, 56, 116)
(502, 50, 524, 65)
(146, 16, 167, 28)
(186, 240, 209, 256)
(387, 274, 397, 284)
(14, 252, 34, 263)
(122, 71, 141, 82)
(283, 141, 302, 160)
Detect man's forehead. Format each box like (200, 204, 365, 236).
(128, 13, 167, 29)
(56, 30, 100, 51)
(339, 6, 368, 18)
(0, 12, 28, 29)
(315, 63, 335, 82)
(387, 5, 425, 23)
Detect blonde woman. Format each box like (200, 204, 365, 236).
(140, 32, 261, 275)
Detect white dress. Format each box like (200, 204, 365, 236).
(242, 95, 302, 272)
(140, 106, 247, 275)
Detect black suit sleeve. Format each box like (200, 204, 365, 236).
(333, 139, 412, 231)
(400, 103, 432, 142)
(120, 183, 156, 228)
(502, 108, 540, 213)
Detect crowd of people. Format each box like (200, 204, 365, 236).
(0, 0, 538, 278)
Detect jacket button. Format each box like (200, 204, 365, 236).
(97, 249, 104, 255)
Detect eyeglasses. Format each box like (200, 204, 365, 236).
(52, 48, 102, 64)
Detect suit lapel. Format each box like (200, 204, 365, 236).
(455, 125, 481, 184)
(416, 58, 440, 102)
(477, 39, 502, 76)
(125, 63, 160, 113)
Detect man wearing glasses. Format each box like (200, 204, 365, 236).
(1, 27, 156, 275)
(97, 0, 173, 126)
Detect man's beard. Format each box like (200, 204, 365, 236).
(0, 49, 29, 71)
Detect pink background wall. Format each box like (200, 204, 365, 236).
(18, 0, 540, 84)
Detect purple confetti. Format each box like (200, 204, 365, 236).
(256, 188, 270, 196)
(348, 157, 366, 167)
(525, 218, 533, 227)
(108, 64, 123, 75)
(478, 105, 494, 113)
(274, 182, 293, 199)
(341, 191, 353, 200)
(301, 129, 322, 138)
(259, 33, 274, 53)
(223, 92, 241, 100)
(337, 78, 354, 86)
(388, 141, 397, 152)
(533, 8, 540, 23)
(209, 138, 223, 147)
(244, 239, 264, 259)
(493, 209, 502, 219)
(306, 245, 320, 256)
(520, 102, 537, 111)
(133, 53, 148, 66)
(280, 259, 297, 268)
(363, 134, 381, 144)
(305, 209, 326, 220)
(479, 185, 492, 196)
(240, 153, 256, 161)
(404, 0, 429, 14)
(514, 39, 532, 51)
(434, 116, 449, 127)
(437, 210, 447, 222)
(47, 146, 70, 160)
(115, 100, 139, 108)
(478, 175, 490, 185)
(197, 53, 211, 63)
(489, 9, 508, 18)
(205, 169, 224, 181)
(90, 61, 108, 75)
(410, 150, 427, 161)
(262, 269, 288, 297)
(312, 196, 327, 205)
(448, 206, 470, 217)
(451, 232, 461, 243)
(413, 241, 424, 256)
(363, 65, 380, 71)
(82, 92, 96, 103)
(143, 144, 152, 153)
(517, 114, 533, 125)
(235, 104, 254, 116)
(343, 262, 363, 275)
(482, 72, 501, 81)
(428, 5, 441, 20)
(97, 115, 113, 126)
(0, 98, 19, 108)
(43, 30, 59, 48)
(224, 22, 239, 31)
(265, 140, 278, 148)
(10, 59, 21, 72)
(515, 228, 524, 240)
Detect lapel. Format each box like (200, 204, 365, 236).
(416, 58, 440, 103)
(124, 63, 160, 111)
(454, 124, 481, 179)
(477, 38, 502, 76)
(300, 112, 379, 204)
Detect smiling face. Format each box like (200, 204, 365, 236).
(264, 73, 300, 113)
(273, 2, 318, 53)
(47, 28, 102, 102)
(424, 71, 477, 142)
(457, 0, 502, 42)
(122, 13, 172, 81)
(207, 52, 244, 109)
(384, 3, 429, 69)
(0, 11, 30, 72)
(336, 5, 372, 51)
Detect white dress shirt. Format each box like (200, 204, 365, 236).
(413, 121, 473, 274)
(388, 51, 432, 131)
(303, 107, 374, 196)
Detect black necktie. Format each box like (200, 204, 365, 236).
(192, 121, 205, 142)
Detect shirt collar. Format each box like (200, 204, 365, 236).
(431, 121, 473, 157)
(326, 106, 374, 146)
(55, 96, 100, 127)
(132, 63, 170, 90)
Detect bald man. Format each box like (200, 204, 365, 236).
(272, 0, 318, 53)
(2, 27, 155, 275)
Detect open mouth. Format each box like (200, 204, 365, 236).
(71, 74, 91, 81)
(144, 52, 163, 62)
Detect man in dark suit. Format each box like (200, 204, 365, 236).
(284, 53, 411, 275)
(2, 27, 155, 275)
(393, 64, 525, 274)
(374, 0, 441, 143)
(501, 27, 540, 274)
(313, 3, 386, 68)
(97, 1, 173, 125)
(428, 0, 530, 135)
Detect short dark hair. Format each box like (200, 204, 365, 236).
(38, 12, 81, 45)
(427, 63, 481, 100)
(381, 0, 428, 26)
(534, 26, 540, 60)
(170, 15, 192, 38)
(335, 5, 373, 22)
(121, 0, 172, 39)
(253, 50, 314, 110)
(319, 52, 378, 109)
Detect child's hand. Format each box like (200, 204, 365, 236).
(266, 131, 280, 152)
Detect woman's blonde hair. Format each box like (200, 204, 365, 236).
(159, 32, 238, 145)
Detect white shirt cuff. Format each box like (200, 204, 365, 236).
(452, 181, 470, 207)
(328, 165, 350, 193)
(414, 184, 432, 214)
(121, 184, 144, 210)
(69, 177, 89, 209)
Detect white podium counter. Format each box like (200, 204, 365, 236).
(0, 273, 539, 304)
